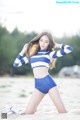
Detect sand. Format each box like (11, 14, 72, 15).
(0, 76, 80, 120)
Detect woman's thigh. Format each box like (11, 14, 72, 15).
(25, 88, 45, 113)
(48, 87, 67, 113)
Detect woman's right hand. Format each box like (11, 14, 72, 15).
(20, 44, 28, 56)
(54, 42, 60, 48)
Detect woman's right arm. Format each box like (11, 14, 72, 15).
(49, 42, 73, 59)
(13, 44, 29, 67)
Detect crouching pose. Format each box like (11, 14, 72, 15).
(13, 31, 73, 114)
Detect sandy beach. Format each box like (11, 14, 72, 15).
(0, 76, 80, 120)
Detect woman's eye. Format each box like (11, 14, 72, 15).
(40, 39, 43, 42)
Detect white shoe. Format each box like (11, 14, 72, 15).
(10, 106, 23, 114)
(2, 105, 13, 114)
(1, 105, 23, 115)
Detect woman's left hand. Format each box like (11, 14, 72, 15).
(20, 44, 28, 55)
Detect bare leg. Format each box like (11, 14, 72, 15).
(48, 87, 67, 113)
(24, 88, 45, 114)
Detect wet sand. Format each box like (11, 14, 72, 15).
(0, 76, 80, 120)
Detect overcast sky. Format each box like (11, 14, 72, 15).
(0, 0, 80, 37)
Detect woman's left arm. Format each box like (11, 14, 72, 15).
(49, 43, 73, 59)
(13, 53, 29, 67)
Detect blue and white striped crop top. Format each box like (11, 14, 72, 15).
(13, 44, 73, 69)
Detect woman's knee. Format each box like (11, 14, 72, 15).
(24, 108, 37, 114)
(58, 109, 67, 113)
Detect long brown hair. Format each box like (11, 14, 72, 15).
(26, 31, 57, 69)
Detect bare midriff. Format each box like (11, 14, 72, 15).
(33, 67, 49, 78)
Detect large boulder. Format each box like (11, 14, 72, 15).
(58, 65, 80, 78)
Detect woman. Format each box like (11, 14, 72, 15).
(13, 31, 73, 114)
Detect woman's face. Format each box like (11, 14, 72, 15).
(39, 35, 49, 50)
